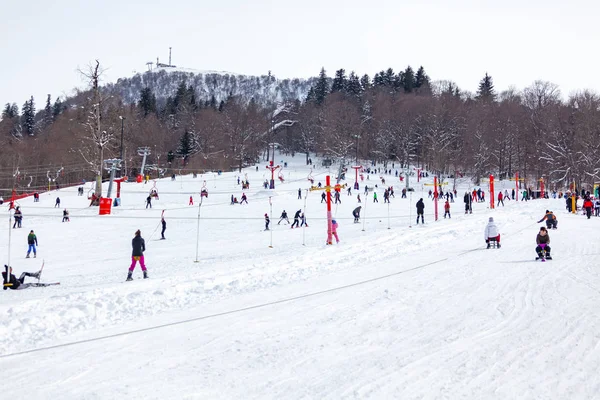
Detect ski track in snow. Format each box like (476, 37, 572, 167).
(1, 157, 600, 399)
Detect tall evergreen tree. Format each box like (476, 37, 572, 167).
(44, 94, 53, 126)
(52, 97, 63, 119)
(21, 96, 36, 136)
(305, 86, 316, 103)
(313, 67, 329, 105)
(476, 73, 496, 102)
(2, 103, 19, 119)
(373, 71, 386, 87)
(346, 72, 362, 98)
(331, 69, 347, 93)
(176, 130, 193, 163)
(138, 87, 157, 117)
(403, 66, 415, 93)
(415, 66, 431, 91)
(360, 74, 371, 91)
(384, 68, 395, 88)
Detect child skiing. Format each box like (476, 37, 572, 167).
(444, 200, 451, 218)
(278, 210, 289, 225)
(484, 217, 500, 248)
(62, 209, 70, 222)
(2, 265, 55, 290)
(26, 230, 38, 258)
(331, 219, 340, 243)
(264, 213, 270, 231)
(127, 230, 148, 281)
(583, 197, 594, 219)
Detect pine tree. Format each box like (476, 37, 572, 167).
(331, 69, 347, 93)
(313, 67, 330, 105)
(138, 87, 157, 117)
(21, 96, 36, 136)
(346, 72, 362, 98)
(360, 74, 371, 91)
(177, 130, 193, 164)
(415, 66, 430, 89)
(44, 94, 53, 126)
(476, 73, 496, 102)
(2, 103, 17, 119)
(403, 66, 415, 93)
(384, 68, 395, 88)
(52, 97, 63, 119)
(305, 86, 316, 103)
(373, 71, 386, 87)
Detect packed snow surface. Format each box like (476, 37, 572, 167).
(1, 155, 599, 400)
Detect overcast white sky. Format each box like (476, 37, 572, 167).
(1, 0, 599, 109)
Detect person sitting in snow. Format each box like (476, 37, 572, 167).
(535, 226, 551, 259)
(484, 217, 500, 248)
(2, 265, 53, 290)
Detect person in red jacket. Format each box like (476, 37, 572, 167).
(583, 197, 594, 219)
(497, 191, 504, 207)
(444, 200, 451, 218)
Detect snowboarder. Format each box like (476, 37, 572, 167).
(331, 219, 340, 243)
(416, 198, 425, 224)
(353, 206, 362, 223)
(26, 230, 38, 258)
(161, 217, 166, 240)
(484, 217, 500, 248)
(264, 214, 270, 231)
(278, 210, 289, 225)
(291, 209, 301, 228)
(55, 197, 60, 208)
(62, 209, 70, 222)
(127, 229, 148, 281)
(2, 265, 51, 290)
(444, 200, 451, 218)
(146, 195, 152, 209)
(535, 227, 551, 260)
(537, 210, 558, 229)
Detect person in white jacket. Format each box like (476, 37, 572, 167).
(485, 217, 501, 248)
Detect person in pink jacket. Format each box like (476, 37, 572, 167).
(331, 219, 340, 243)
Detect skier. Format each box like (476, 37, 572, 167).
(353, 206, 362, 223)
(127, 229, 148, 281)
(189, 196, 194, 206)
(416, 198, 425, 224)
(484, 217, 501, 248)
(497, 191, 504, 207)
(146, 195, 152, 209)
(161, 217, 166, 240)
(2, 265, 51, 290)
(55, 197, 60, 208)
(278, 210, 289, 225)
(401, 188, 407, 198)
(264, 213, 270, 231)
(26, 230, 38, 258)
(464, 192, 472, 214)
(62, 209, 70, 222)
(583, 197, 594, 219)
(240, 193, 248, 204)
(298, 188, 302, 200)
(373, 192, 378, 203)
(357, 194, 361, 203)
(291, 209, 301, 228)
(595, 198, 600, 217)
(535, 227, 552, 260)
(300, 212, 308, 227)
(537, 210, 558, 229)
(331, 219, 340, 243)
(444, 200, 451, 218)
(347, 187, 352, 196)
(321, 192, 326, 203)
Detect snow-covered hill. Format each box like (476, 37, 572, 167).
(0, 155, 598, 399)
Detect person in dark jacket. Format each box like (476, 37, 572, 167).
(13, 207, 23, 228)
(291, 209, 302, 228)
(416, 198, 425, 224)
(2, 265, 46, 290)
(62, 209, 70, 222)
(264, 213, 270, 230)
(146, 196, 152, 209)
(353, 206, 362, 223)
(537, 210, 557, 229)
(55, 197, 60, 208)
(464, 192, 472, 214)
(26, 230, 38, 258)
(127, 230, 148, 281)
(278, 210, 289, 225)
(161, 217, 166, 240)
(535, 227, 551, 260)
